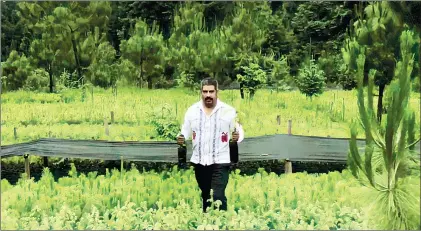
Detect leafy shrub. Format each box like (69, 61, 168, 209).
(1, 50, 32, 91)
(23, 68, 49, 92)
(296, 58, 326, 99)
(86, 42, 118, 88)
(146, 104, 180, 140)
(237, 62, 267, 99)
(318, 53, 347, 85)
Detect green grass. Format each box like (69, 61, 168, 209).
(1, 87, 420, 230)
(1, 86, 420, 165)
(3, 87, 419, 144)
(1, 166, 392, 230)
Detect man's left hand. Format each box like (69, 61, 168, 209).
(232, 131, 239, 142)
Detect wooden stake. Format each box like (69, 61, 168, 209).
(283, 120, 293, 174)
(111, 111, 114, 124)
(284, 158, 292, 174)
(276, 115, 280, 125)
(91, 86, 94, 104)
(43, 156, 48, 167)
(104, 118, 109, 136)
(24, 154, 30, 179)
(14, 127, 17, 140)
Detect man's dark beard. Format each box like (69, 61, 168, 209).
(204, 97, 213, 107)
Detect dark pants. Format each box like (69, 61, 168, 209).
(194, 163, 230, 212)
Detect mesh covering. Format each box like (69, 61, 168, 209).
(1, 134, 419, 163)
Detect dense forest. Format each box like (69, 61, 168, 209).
(1, 1, 420, 99)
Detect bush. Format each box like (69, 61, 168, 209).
(1, 51, 32, 91)
(318, 53, 346, 84)
(146, 105, 180, 140)
(23, 68, 49, 92)
(296, 58, 326, 99)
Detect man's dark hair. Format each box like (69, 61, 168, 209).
(201, 77, 218, 91)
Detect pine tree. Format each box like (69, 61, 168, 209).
(348, 30, 420, 230)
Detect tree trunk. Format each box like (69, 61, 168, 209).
(48, 63, 53, 93)
(250, 87, 255, 99)
(138, 55, 143, 88)
(377, 84, 385, 123)
(240, 82, 244, 99)
(147, 76, 152, 89)
(69, 27, 82, 85)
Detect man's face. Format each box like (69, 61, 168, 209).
(201, 85, 217, 108)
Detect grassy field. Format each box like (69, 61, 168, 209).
(4, 165, 413, 230)
(1, 87, 420, 230)
(2, 86, 419, 145)
(1, 86, 419, 164)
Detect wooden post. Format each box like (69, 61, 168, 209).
(284, 120, 293, 173)
(104, 118, 109, 136)
(43, 156, 48, 167)
(276, 115, 280, 125)
(284, 158, 292, 174)
(111, 111, 114, 124)
(91, 86, 94, 104)
(14, 127, 17, 140)
(342, 98, 345, 121)
(24, 154, 30, 179)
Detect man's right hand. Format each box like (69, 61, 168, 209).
(177, 134, 185, 145)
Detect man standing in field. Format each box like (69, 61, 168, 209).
(177, 77, 241, 213)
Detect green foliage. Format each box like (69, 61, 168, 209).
(3, 1, 420, 93)
(113, 59, 139, 87)
(120, 20, 166, 89)
(342, 2, 420, 122)
(2, 167, 379, 230)
(1, 2, 26, 62)
(175, 71, 198, 91)
(261, 9, 298, 59)
(1, 50, 33, 91)
(291, 2, 351, 42)
(289, 2, 352, 75)
(222, 2, 267, 81)
(296, 58, 326, 99)
(236, 62, 267, 99)
(348, 30, 420, 230)
(146, 105, 180, 141)
(55, 69, 79, 91)
(86, 41, 117, 88)
(412, 75, 420, 92)
(341, 37, 362, 90)
(23, 68, 49, 92)
(2, 86, 419, 146)
(167, 3, 212, 84)
(317, 52, 347, 85)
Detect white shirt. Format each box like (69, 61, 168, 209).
(180, 99, 242, 166)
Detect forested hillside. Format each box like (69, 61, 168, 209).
(1, 1, 420, 99)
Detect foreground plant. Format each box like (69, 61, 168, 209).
(348, 29, 420, 230)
